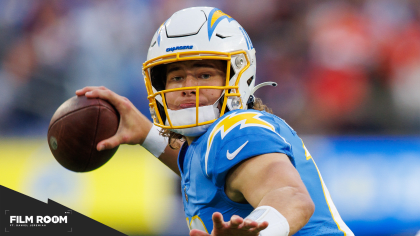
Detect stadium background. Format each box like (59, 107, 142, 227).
(0, 0, 419, 235)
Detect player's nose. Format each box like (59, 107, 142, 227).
(182, 88, 196, 96)
(184, 74, 198, 87)
(182, 75, 197, 96)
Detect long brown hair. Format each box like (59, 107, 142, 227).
(159, 97, 272, 149)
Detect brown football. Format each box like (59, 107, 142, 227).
(47, 95, 120, 172)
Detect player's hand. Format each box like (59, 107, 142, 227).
(75, 86, 153, 151)
(189, 212, 268, 236)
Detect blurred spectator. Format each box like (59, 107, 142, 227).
(389, 23, 420, 128)
(0, 0, 72, 135)
(66, 0, 152, 115)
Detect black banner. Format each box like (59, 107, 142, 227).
(0, 185, 126, 235)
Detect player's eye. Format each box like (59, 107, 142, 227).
(200, 74, 211, 79)
(171, 76, 183, 82)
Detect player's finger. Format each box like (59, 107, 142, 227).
(228, 215, 243, 229)
(212, 212, 225, 230)
(241, 219, 258, 230)
(75, 86, 107, 96)
(97, 135, 122, 151)
(85, 88, 128, 112)
(189, 229, 210, 236)
(252, 221, 269, 233)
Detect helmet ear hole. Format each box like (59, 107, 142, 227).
(247, 76, 254, 86)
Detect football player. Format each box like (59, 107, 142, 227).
(76, 7, 354, 236)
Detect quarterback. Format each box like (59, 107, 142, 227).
(76, 7, 354, 236)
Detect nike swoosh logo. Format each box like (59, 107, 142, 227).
(226, 141, 249, 160)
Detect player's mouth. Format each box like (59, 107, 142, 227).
(179, 102, 205, 109)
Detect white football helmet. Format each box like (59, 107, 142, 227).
(143, 7, 273, 137)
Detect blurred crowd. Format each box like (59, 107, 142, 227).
(1, 0, 419, 136)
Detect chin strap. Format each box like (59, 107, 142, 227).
(247, 82, 277, 109)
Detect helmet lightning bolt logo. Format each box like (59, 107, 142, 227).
(207, 8, 235, 40)
(204, 112, 275, 176)
(156, 19, 168, 47)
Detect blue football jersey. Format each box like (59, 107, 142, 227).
(178, 109, 353, 235)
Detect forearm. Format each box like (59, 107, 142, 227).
(157, 145, 181, 176)
(226, 153, 314, 234)
(258, 186, 314, 235)
(141, 125, 181, 176)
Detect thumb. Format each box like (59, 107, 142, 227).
(97, 135, 121, 151)
(189, 229, 210, 236)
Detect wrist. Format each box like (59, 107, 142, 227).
(246, 206, 290, 236)
(142, 125, 168, 158)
